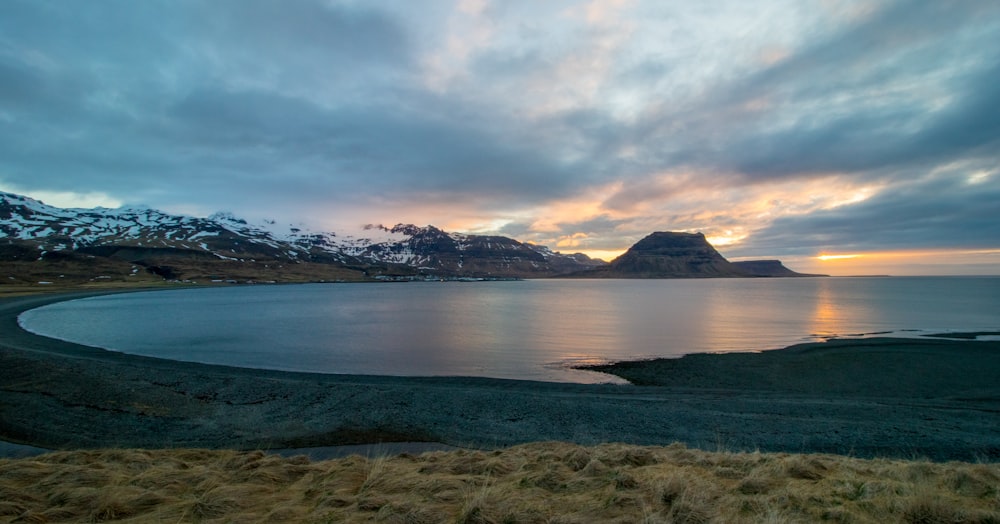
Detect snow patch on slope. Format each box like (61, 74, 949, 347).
(1, 191, 598, 274)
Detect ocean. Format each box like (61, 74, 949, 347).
(18, 277, 1000, 383)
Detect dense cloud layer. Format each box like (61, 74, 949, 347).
(1, 0, 998, 273)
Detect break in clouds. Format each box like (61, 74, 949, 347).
(0, 0, 998, 263)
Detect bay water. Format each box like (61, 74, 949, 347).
(18, 277, 1000, 383)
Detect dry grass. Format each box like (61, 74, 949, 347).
(1, 255, 370, 297)
(1, 443, 998, 523)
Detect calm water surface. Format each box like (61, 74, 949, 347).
(18, 277, 1000, 383)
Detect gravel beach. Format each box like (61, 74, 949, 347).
(2, 290, 998, 461)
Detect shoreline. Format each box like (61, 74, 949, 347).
(1, 289, 999, 461)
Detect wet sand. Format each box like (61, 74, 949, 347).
(1, 290, 998, 461)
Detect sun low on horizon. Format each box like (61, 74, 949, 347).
(798, 249, 1000, 277)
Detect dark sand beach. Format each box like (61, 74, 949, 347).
(2, 290, 998, 461)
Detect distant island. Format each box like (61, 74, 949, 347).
(1, 191, 823, 287)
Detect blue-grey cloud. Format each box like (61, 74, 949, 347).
(0, 0, 997, 270)
(731, 165, 1000, 257)
(622, 1, 1000, 181)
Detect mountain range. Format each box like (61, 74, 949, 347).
(0, 191, 819, 286)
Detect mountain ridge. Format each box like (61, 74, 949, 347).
(1, 191, 820, 285)
(0, 191, 603, 283)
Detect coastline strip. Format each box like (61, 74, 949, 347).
(1, 289, 999, 461)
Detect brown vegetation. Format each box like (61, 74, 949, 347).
(0, 260, 368, 298)
(2, 442, 997, 523)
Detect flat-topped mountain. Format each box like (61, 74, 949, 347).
(571, 232, 822, 278)
(577, 232, 749, 278)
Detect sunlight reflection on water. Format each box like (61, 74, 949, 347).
(19, 277, 1000, 383)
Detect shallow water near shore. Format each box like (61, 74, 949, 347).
(18, 276, 1000, 383)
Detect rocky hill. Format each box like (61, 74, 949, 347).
(731, 260, 824, 277)
(342, 224, 605, 278)
(576, 232, 746, 278)
(571, 232, 821, 278)
(0, 192, 603, 284)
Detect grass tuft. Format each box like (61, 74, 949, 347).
(901, 497, 968, 524)
(1, 442, 998, 523)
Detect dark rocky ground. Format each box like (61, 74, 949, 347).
(2, 291, 998, 461)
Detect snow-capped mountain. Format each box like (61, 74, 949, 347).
(0, 191, 603, 282)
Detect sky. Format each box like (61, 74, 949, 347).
(1, 0, 999, 276)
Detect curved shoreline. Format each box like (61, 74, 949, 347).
(1, 289, 999, 461)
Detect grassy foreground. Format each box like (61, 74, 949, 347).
(1, 442, 998, 523)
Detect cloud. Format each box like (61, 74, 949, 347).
(0, 0, 997, 272)
(734, 163, 1000, 257)
(601, 1, 1000, 183)
(164, 87, 586, 200)
(0, 55, 47, 106)
(0, 1, 587, 220)
(0, 179, 122, 209)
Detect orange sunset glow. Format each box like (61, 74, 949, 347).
(796, 249, 1000, 276)
(0, 2, 996, 276)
